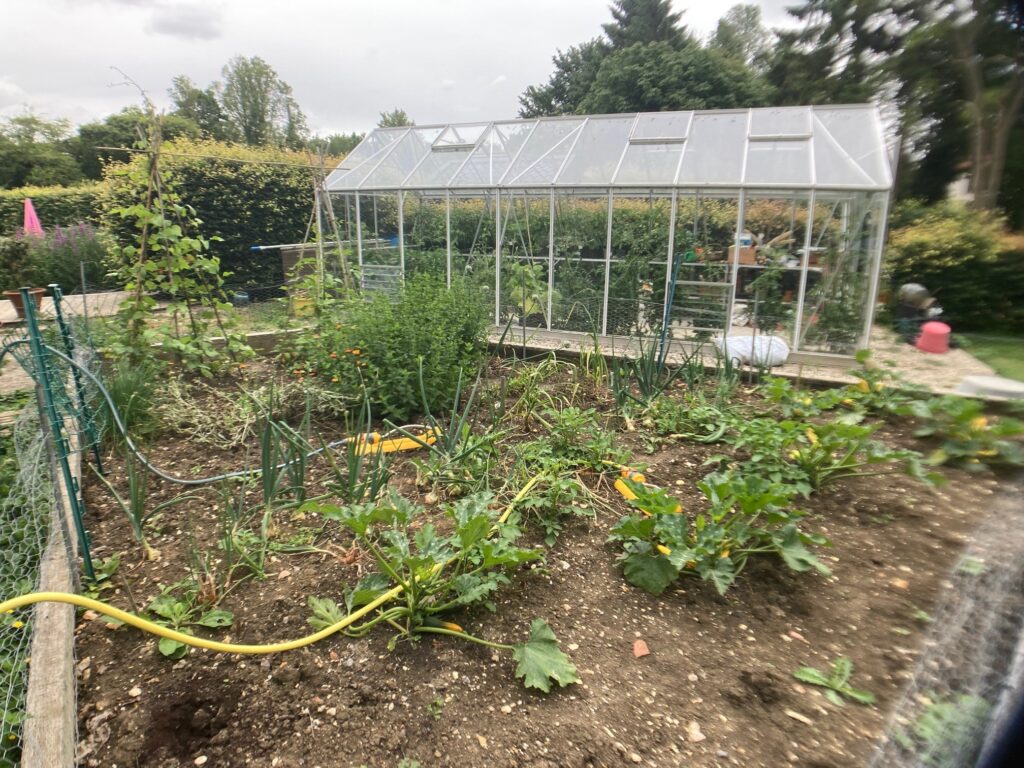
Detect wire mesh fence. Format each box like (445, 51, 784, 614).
(0, 406, 54, 766)
(871, 481, 1024, 768)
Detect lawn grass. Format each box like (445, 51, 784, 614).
(960, 333, 1024, 381)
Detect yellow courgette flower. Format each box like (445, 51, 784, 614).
(805, 428, 819, 445)
(656, 544, 672, 556)
(856, 379, 870, 393)
(970, 416, 988, 431)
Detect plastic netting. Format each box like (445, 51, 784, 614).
(0, 406, 53, 766)
(871, 481, 1024, 768)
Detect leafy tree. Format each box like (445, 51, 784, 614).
(763, 0, 897, 105)
(926, 0, 1023, 210)
(75, 107, 201, 180)
(581, 42, 771, 114)
(377, 108, 414, 128)
(602, 0, 688, 50)
(519, 39, 609, 117)
(221, 56, 308, 147)
(168, 75, 232, 141)
(709, 5, 772, 69)
(0, 113, 83, 188)
(309, 132, 364, 156)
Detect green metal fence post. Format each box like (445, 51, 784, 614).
(21, 287, 95, 580)
(50, 283, 104, 474)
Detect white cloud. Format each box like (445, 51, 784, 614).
(488, 74, 507, 88)
(147, 3, 223, 40)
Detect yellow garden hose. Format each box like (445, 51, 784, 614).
(0, 474, 542, 656)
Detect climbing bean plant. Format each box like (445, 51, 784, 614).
(107, 104, 252, 375)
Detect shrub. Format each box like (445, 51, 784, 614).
(0, 183, 104, 232)
(286, 275, 489, 421)
(0, 223, 113, 292)
(885, 202, 1024, 332)
(101, 139, 333, 287)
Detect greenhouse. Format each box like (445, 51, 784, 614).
(324, 104, 897, 361)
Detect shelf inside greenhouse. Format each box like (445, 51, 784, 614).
(325, 105, 898, 360)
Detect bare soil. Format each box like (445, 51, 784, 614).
(74, 368, 1011, 768)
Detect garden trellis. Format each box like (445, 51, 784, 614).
(324, 105, 897, 361)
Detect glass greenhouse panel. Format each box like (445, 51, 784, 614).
(631, 112, 691, 141)
(734, 193, 814, 346)
(749, 107, 811, 138)
(358, 127, 444, 189)
(798, 192, 885, 354)
(614, 142, 685, 185)
(551, 194, 608, 333)
(666, 194, 738, 341)
(325, 128, 404, 188)
(678, 112, 747, 185)
(447, 194, 497, 315)
(812, 121, 878, 188)
(402, 195, 448, 281)
(450, 122, 535, 187)
(499, 192, 550, 330)
(502, 119, 585, 186)
(556, 116, 636, 186)
(606, 191, 672, 337)
(744, 140, 811, 185)
(814, 108, 891, 188)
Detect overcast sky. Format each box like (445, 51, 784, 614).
(0, 0, 796, 136)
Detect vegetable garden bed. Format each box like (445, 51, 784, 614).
(69, 351, 1023, 768)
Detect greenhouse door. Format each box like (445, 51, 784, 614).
(661, 193, 737, 344)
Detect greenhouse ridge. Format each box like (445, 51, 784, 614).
(326, 105, 895, 193)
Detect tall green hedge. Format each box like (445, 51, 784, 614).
(0, 183, 104, 234)
(102, 139, 322, 287)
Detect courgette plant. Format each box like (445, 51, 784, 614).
(304, 491, 579, 693)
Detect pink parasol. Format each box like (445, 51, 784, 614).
(22, 198, 43, 236)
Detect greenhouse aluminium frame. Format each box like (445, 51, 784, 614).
(325, 105, 898, 361)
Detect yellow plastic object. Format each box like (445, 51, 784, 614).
(0, 474, 543, 656)
(614, 477, 639, 502)
(352, 428, 440, 456)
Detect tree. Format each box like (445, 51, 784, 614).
(936, 0, 1024, 209)
(377, 108, 414, 128)
(519, 39, 609, 117)
(168, 75, 232, 141)
(709, 5, 772, 69)
(75, 107, 200, 180)
(0, 113, 84, 188)
(220, 56, 308, 147)
(309, 132, 365, 156)
(763, 0, 898, 105)
(602, 0, 688, 50)
(581, 42, 771, 114)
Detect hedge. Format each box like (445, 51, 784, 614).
(886, 202, 1024, 333)
(0, 183, 104, 234)
(101, 139, 327, 287)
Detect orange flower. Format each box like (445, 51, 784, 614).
(330, 352, 338, 359)
(352, 349, 361, 356)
